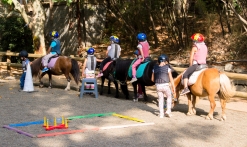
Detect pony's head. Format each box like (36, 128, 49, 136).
(31, 57, 43, 77)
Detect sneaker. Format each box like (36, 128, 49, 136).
(42, 67, 49, 73)
(160, 114, 164, 118)
(180, 87, 190, 95)
(129, 78, 137, 83)
(96, 73, 103, 78)
(133, 98, 138, 102)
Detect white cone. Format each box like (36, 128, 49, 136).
(23, 63, 34, 92)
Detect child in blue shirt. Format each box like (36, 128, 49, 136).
(19, 50, 30, 90)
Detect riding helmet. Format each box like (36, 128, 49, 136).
(19, 50, 28, 58)
(158, 54, 169, 63)
(137, 33, 147, 41)
(191, 33, 204, 42)
(50, 31, 59, 38)
(87, 47, 95, 55)
(110, 36, 119, 43)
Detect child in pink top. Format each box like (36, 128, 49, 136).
(180, 33, 208, 95)
(129, 33, 150, 83)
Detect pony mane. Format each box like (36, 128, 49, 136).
(31, 57, 43, 77)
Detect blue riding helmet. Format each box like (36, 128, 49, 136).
(50, 31, 59, 38)
(87, 47, 95, 55)
(19, 50, 28, 58)
(110, 36, 119, 43)
(134, 50, 139, 55)
(158, 54, 169, 63)
(137, 33, 147, 41)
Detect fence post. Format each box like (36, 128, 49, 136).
(6, 50, 12, 76)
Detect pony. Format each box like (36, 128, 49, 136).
(99, 58, 178, 101)
(31, 56, 80, 90)
(173, 68, 235, 121)
(99, 59, 132, 99)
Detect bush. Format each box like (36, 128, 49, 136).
(0, 16, 33, 53)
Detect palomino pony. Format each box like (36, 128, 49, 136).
(31, 56, 80, 90)
(174, 68, 235, 121)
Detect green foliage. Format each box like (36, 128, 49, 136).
(0, 16, 33, 53)
(1, 0, 12, 5)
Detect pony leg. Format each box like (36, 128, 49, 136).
(39, 72, 46, 88)
(113, 81, 119, 98)
(141, 85, 148, 101)
(48, 73, 52, 89)
(220, 98, 227, 121)
(132, 82, 138, 102)
(206, 95, 216, 120)
(64, 74, 71, 91)
(108, 80, 111, 94)
(186, 94, 193, 116)
(100, 77, 105, 95)
(191, 95, 197, 115)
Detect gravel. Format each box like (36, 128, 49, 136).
(0, 75, 247, 147)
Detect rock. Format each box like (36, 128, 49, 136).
(225, 63, 233, 71)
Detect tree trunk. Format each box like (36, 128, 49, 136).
(12, 0, 46, 55)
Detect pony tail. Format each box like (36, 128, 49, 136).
(219, 73, 235, 101)
(70, 59, 80, 85)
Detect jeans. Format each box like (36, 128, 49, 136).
(20, 72, 26, 89)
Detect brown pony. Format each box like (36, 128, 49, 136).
(174, 68, 235, 121)
(31, 56, 80, 90)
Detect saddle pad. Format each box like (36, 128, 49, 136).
(128, 61, 150, 78)
(47, 57, 59, 68)
(182, 68, 207, 86)
(103, 61, 113, 71)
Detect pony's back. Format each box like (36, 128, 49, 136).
(115, 59, 133, 82)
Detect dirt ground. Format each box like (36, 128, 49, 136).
(0, 71, 247, 147)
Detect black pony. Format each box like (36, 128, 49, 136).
(100, 58, 179, 101)
(99, 59, 132, 99)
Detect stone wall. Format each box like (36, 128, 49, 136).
(44, 2, 106, 56)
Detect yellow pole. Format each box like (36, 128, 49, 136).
(62, 116, 64, 125)
(43, 116, 47, 127)
(65, 119, 68, 128)
(46, 119, 49, 129)
(54, 117, 57, 126)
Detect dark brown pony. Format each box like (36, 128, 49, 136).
(174, 68, 235, 121)
(31, 56, 80, 90)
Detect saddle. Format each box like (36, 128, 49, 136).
(128, 57, 152, 78)
(47, 55, 59, 68)
(182, 64, 208, 86)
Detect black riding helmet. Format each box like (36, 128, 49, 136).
(158, 54, 169, 63)
(19, 50, 28, 58)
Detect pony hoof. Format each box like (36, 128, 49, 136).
(39, 85, 44, 88)
(220, 116, 226, 121)
(48, 86, 52, 89)
(115, 95, 119, 98)
(206, 115, 213, 120)
(187, 112, 192, 116)
(192, 109, 196, 115)
(64, 88, 70, 91)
